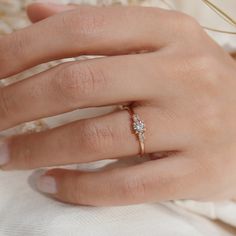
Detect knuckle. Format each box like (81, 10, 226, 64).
(7, 33, 28, 59)
(55, 63, 82, 102)
(179, 53, 221, 91)
(66, 178, 84, 204)
(12, 137, 34, 169)
(191, 53, 220, 76)
(0, 88, 11, 120)
(55, 62, 106, 107)
(121, 175, 147, 201)
(169, 11, 202, 38)
(0, 46, 9, 78)
(80, 120, 116, 155)
(155, 173, 182, 198)
(179, 54, 224, 138)
(199, 113, 223, 143)
(59, 8, 106, 42)
(72, 176, 89, 204)
(20, 148, 34, 169)
(175, 12, 201, 31)
(0, 33, 29, 77)
(189, 98, 223, 143)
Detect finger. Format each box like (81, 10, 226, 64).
(0, 53, 166, 131)
(27, 3, 77, 23)
(0, 5, 179, 78)
(0, 108, 185, 170)
(36, 156, 196, 206)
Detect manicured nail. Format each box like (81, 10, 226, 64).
(0, 140, 9, 166)
(37, 175, 57, 194)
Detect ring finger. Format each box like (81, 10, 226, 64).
(0, 107, 186, 170)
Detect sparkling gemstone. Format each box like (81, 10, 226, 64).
(133, 115, 145, 134)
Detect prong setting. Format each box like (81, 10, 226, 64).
(132, 114, 146, 142)
(121, 105, 146, 157)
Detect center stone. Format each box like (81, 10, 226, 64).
(133, 118, 145, 134)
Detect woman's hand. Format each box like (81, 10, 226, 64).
(1, 3, 236, 206)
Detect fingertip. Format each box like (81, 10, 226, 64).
(35, 168, 60, 194)
(37, 174, 58, 194)
(27, 3, 48, 23)
(27, 3, 77, 23)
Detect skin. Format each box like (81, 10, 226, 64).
(0, 3, 236, 206)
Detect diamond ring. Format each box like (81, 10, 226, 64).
(122, 105, 146, 157)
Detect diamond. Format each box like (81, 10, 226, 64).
(121, 105, 146, 156)
(133, 114, 145, 135)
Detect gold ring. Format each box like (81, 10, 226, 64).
(122, 105, 146, 157)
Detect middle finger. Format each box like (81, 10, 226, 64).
(0, 53, 171, 131)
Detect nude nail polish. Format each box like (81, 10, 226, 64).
(0, 140, 9, 166)
(37, 175, 57, 194)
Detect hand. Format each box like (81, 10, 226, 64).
(1, 3, 236, 206)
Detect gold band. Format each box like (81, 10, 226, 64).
(122, 105, 146, 157)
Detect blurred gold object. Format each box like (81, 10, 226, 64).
(231, 52, 236, 59)
(160, 0, 236, 35)
(201, 0, 236, 27)
(201, 0, 236, 34)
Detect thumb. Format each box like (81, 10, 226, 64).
(27, 3, 77, 23)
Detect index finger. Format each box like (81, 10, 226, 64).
(0, 5, 179, 79)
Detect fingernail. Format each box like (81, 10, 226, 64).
(37, 175, 57, 194)
(0, 140, 9, 166)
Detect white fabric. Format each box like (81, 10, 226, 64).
(0, 1, 236, 235)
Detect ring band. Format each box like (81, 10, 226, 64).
(122, 105, 146, 157)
